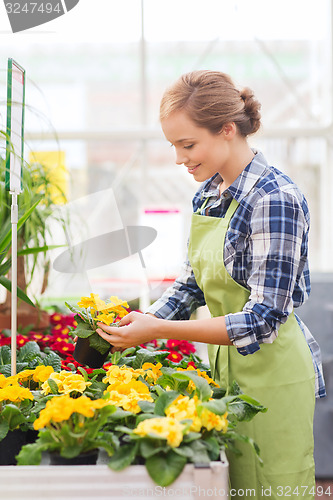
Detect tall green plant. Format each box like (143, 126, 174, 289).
(0, 142, 68, 311)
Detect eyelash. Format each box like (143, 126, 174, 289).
(184, 145, 194, 150)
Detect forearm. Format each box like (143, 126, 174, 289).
(156, 316, 232, 346)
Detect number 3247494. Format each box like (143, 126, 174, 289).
(5, 3, 62, 14)
(276, 485, 332, 496)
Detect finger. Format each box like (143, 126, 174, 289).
(96, 322, 115, 334)
(118, 312, 134, 327)
(97, 328, 122, 347)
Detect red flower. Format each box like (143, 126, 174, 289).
(16, 335, 30, 347)
(166, 339, 181, 350)
(178, 340, 196, 355)
(166, 350, 183, 363)
(51, 324, 64, 332)
(0, 335, 11, 346)
(50, 312, 64, 324)
(187, 361, 197, 369)
(50, 341, 75, 356)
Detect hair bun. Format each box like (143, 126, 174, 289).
(239, 87, 261, 135)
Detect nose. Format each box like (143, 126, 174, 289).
(175, 149, 189, 165)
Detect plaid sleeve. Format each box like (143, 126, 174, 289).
(146, 257, 206, 320)
(226, 190, 309, 355)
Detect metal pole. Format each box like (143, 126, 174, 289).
(11, 193, 18, 376)
(139, 0, 151, 311)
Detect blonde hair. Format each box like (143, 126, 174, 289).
(160, 70, 261, 137)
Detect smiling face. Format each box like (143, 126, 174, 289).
(161, 110, 232, 182)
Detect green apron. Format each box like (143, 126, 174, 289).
(188, 197, 316, 500)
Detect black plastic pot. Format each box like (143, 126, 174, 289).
(49, 449, 99, 465)
(0, 429, 27, 465)
(73, 337, 110, 368)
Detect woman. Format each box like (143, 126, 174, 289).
(97, 70, 325, 498)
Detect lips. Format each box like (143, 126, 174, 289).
(187, 164, 200, 174)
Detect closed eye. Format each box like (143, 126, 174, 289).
(184, 144, 194, 149)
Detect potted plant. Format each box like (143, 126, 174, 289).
(16, 393, 117, 465)
(65, 294, 129, 368)
(0, 374, 35, 464)
(103, 365, 266, 486)
(0, 151, 68, 330)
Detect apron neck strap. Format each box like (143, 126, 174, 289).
(195, 195, 239, 220)
(224, 197, 239, 221)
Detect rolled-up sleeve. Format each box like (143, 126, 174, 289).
(146, 257, 206, 320)
(225, 190, 309, 355)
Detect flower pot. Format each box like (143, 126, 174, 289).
(49, 449, 99, 466)
(0, 429, 27, 465)
(73, 337, 110, 368)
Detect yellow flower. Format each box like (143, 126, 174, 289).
(115, 380, 150, 396)
(134, 417, 185, 448)
(165, 395, 201, 432)
(0, 384, 34, 403)
(0, 374, 8, 388)
(33, 394, 108, 430)
(141, 362, 163, 384)
(32, 366, 55, 383)
(0, 374, 20, 388)
(104, 296, 129, 318)
(15, 369, 36, 382)
(97, 312, 115, 326)
(105, 390, 130, 408)
(77, 294, 96, 309)
(41, 371, 91, 395)
(200, 408, 228, 432)
(102, 365, 140, 387)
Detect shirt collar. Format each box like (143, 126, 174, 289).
(200, 150, 269, 202)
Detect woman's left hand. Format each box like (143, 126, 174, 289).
(96, 312, 161, 349)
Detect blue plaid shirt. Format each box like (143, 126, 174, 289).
(147, 150, 326, 398)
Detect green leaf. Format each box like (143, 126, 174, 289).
(171, 371, 212, 401)
(88, 331, 111, 355)
(227, 395, 267, 422)
(145, 450, 187, 487)
(46, 378, 59, 395)
(74, 322, 94, 339)
(133, 349, 168, 369)
(197, 398, 227, 416)
(43, 352, 62, 372)
(0, 345, 11, 365)
(17, 244, 65, 256)
(16, 441, 46, 465)
(0, 198, 41, 255)
(172, 444, 195, 459)
(0, 420, 9, 440)
(65, 302, 88, 321)
(108, 442, 138, 471)
(0, 363, 29, 376)
(140, 438, 166, 458)
(137, 401, 155, 413)
(154, 390, 179, 416)
(185, 439, 210, 464)
(0, 276, 35, 307)
(1, 404, 26, 430)
(77, 366, 89, 381)
(18, 341, 41, 361)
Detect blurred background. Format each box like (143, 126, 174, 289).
(0, 0, 332, 481)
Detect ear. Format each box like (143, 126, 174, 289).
(221, 122, 237, 140)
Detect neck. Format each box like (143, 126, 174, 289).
(219, 140, 254, 190)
